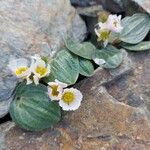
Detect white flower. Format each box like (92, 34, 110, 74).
(106, 14, 123, 33)
(59, 88, 83, 111)
(94, 58, 106, 66)
(95, 28, 110, 47)
(30, 55, 50, 85)
(8, 58, 31, 78)
(48, 79, 67, 101)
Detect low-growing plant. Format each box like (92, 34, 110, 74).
(8, 13, 150, 131)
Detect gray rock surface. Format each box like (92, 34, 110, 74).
(101, 0, 124, 13)
(123, 0, 150, 15)
(0, 0, 87, 118)
(71, 0, 150, 14)
(71, 0, 99, 7)
(106, 50, 150, 115)
(131, 0, 150, 14)
(70, 0, 124, 13)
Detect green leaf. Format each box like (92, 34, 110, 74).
(121, 41, 150, 51)
(93, 45, 123, 69)
(65, 38, 96, 59)
(120, 13, 150, 44)
(79, 58, 94, 77)
(45, 49, 79, 85)
(10, 83, 61, 131)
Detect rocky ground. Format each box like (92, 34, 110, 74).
(0, 0, 150, 150)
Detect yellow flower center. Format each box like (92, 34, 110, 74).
(50, 85, 59, 96)
(62, 91, 74, 104)
(15, 67, 28, 75)
(35, 66, 47, 76)
(98, 30, 110, 41)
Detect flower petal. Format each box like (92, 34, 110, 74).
(26, 76, 33, 85)
(59, 88, 83, 111)
(30, 56, 50, 78)
(48, 81, 65, 101)
(94, 58, 106, 65)
(103, 39, 108, 47)
(95, 28, 100, 37)
(55, 79, 68, 88)
(106, 14, 123, 33)
(8, 58, 28, 72)
(33, 75, 39, 85)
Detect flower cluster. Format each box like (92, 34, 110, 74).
(95, 14, 123, 47)
(8, 55, 83, 111)
(48, 80, 83, 111)
(8, 55, 50, 85)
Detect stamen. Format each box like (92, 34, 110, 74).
(15, 67, 28, 75)
(99, 30, 110, 41)
(35, 66, 47, 76)
(50, 85, 59, 96)
(113, 21, 118, 27)
(62, 92, 74, 104)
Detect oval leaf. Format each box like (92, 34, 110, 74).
(120, 13, 150, 44)
(10, 83, 61, 131)
(45, 49, 79, 85)
(121, 41, 150, 51)
(93, 45, 123, 69)
(65, 38, 96, 59)
(79, 58, 94, 77)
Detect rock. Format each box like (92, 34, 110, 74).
(0, 100, 12, 119)
(0, 122, 14, 150)
(0, 132, 6, 150)
(123, 0, 150, 15)
(70, 0, 100, 7)
(0, 0, 87, 118)
(101, 0, 124, 13)
(76, 5, 105, 33)
(77, 5, 103, 17)
(106, 50, 150, 114)
(109, 0, 149, 14)
(126, 92, 144, 107)
(69, 14, 87, 42)
(71, 0, 124, 13)
(132, 0, 150, 14)
(2, 50, 150, 149)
